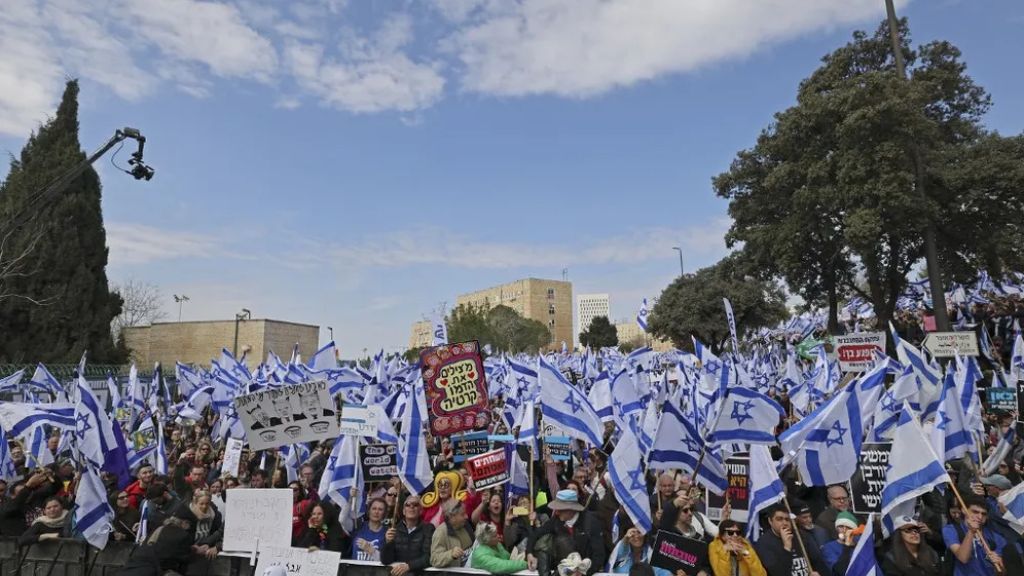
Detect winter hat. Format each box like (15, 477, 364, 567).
(835, 511, 858, 531)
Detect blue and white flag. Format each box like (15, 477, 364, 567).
(707, 386, 785, 446)
(29, 363, 64, 398)
(881, 404, 950, 536)
(636, 298, 648, 332)
(432, 311, 448, 346)
(648, 401, 729, 495)
(870, 366, 919, 441)
(610, 369, 644, 429)
(75, 376, 119, 468)
(307, 341, 339, 373)
(538, 356, 604, 448)
(608, 426, 653, 534)
(998, 481, 1024, 527)
(319, 434, 362, 532)
(845, 513, 878, 576)
(0, 369, 26, 394)
(0, 402, 75, 437)
(73, 466, 113, 549)
(746, 445, 785, 542)
(587, 371, 613, 422)
(105, 372, 123, 410)
(929, 370, 976, 463)
(0, 430, 18, 481)
(982, 427, 1016, 476)
(396, 378, 432, 495)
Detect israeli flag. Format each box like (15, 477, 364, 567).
(881, 404, 950, 536)
(396, 378, 432, 495)
(723, 298, 740, 354)
(538, 356, 604, 448)
(29, 363, 64, 398)
(432, 311, 448, 346)
(307, 341, 339, 372)
(870, 366, 920, 442)
(746, 445, 784, 542)
(648, 401, 729, 495)
(610, 369, 644, 428)
(707, 386, 785, 446)
(0, 369, 26, 394)
(636, 298, 648, 332)
(587, 371, 613, 422)
(845, 513, 879, 576)
(74, 376, 119, 468)
(608, 426, 653, 534)
(998, 481, 1024, 527)
(0, 402, 76, 437)
(929, 370, 976, 463)
(74, 465, 113, 549)
(0, 430, 18, 481)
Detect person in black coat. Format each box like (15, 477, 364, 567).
(754, 504, 829, 576)
(382, 494, 436, 576)
(526, 490, 607, 576)
(297, 502, 345, 552)
(1, 472, 60, 538)
(20, 498, 69, 545)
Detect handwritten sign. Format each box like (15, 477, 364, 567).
(834, 332, 886, 372)
(451, 431, 491, 463)
(922, 332, 979, 357)
(850, 443, 891, 514)
(360, 444, 398, 482)
(254, 544, 341, 576)
(221, 437, 244, 478)
(544, 436, 571, 461)
(339, 404, 381, 437)
(706, 455, 749, 527)
(650, 530, 709, 576)
(420, 341, 490, 436)
(223, 488, 291, 553)
(234, 380, 338, 450)
(468, 448, 510, 490)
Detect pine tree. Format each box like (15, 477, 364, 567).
(0, 80, 125, 364)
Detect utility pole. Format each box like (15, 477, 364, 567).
(884, 0, 950, 331)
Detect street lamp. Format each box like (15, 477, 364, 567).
(173, 294, 190, 322)
(672, 247, 684, 276)
(233, 308, 251, 357)
(328, 326, 334, 342)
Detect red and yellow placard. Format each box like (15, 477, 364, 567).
(420, 341, 490, 436)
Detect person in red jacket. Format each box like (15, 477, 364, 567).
(125, 464, 155, 509)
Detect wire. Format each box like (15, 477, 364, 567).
(109, 141, 129, 175)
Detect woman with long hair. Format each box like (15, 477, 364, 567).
(881, 519, 940, 576)
(421, 471, 466, 527)
(472, 490, 507, 541)
(290, 481, 312, 543)
(110, 491, 141, 542)
(297, 503, 344, 552)
(609, 528, 653, 573)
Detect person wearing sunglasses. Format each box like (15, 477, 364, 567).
(708, 520, 766, 576)
(881, 516, 939, 576)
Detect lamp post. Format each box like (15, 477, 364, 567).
(328, 326, 334, 342)
(233, 308, 251, 357)
(173, 294, 190, 322)
(672, 247, 684, 276)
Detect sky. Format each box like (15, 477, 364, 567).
(1, 0, 1022, 359)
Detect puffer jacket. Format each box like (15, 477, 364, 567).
(472, 543, 528, 574)
(708, 538, 766, 576)
(381, 520, 436, 575)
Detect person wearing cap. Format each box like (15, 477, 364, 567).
(526, 489, 607, 576)
(881, 516, 940, 576)
(820, 511, 862, 575)
(979, 475, 1021, 545)
(791, 500, 829, 553)
(941, 494, 1006, 576)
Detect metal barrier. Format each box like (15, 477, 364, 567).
(0, 539, 544, 576)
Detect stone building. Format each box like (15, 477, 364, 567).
(123, 318, 319, 369)
(576, 294, 610, 344)
(409, 320, 432, 350)
(456, 278, 573, 350)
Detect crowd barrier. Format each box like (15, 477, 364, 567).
(0, 539, 583, 576)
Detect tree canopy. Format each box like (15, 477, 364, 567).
(714, 18, 1024, 330)
(0, 80, 125, 363)
(579, 316, 618, 349)
(446, 304, 552, 354)
(647, 254, 788, 354)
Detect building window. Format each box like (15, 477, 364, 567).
(547, 288, 555, 300)
(549, 303, 555, 314)
(548, 319, 555, 328)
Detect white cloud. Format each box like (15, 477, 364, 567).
(283, 15, 445, 113)
(106, 222, 236, 266)
(331, 218, 731, 269)
(437, 0, 907, 97)
(0, 1, 62, 136)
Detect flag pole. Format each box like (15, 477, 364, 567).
(528, 443, 535, 514)
(781, 495, 814, 571)
(946, 479, 1001, 563)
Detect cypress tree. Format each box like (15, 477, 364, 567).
(0, 80, 125, 364)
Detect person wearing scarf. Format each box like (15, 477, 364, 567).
(20, 498, 68, 545)
(298, 503, 344, 552)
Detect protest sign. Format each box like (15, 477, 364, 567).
(986, 388, 1017, 413)
(223, 488, 291, 553)
(339, 404, 381, 437)
(451, 431, 491, 463)
(650, 530, 709, 576)
(468, 448, 510, 490)
(221, 437, 244, 477)
(254, 544, 341, 576)
(420, 341, 490, 436)
(234, 380, 337, 450)
(850, 443, 891, 514)
(360, 444, 398, 482)
(922, 332, 979, 357)
(130, 427, 157, 453)
(834, 332, 886, 372)
(544, 436, 571, 461)
(706, 455, 750, 525)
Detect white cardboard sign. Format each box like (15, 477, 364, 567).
(339, 404, 381, 437)
(221, 437, 244, 477)
(222, 488, 292, 553)
(234, 380, 338, 450)
(254, 545, 341, 576)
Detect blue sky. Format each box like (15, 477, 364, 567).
(1, 0, 1022, 358)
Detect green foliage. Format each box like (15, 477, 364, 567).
(647, 254, 789, 354)
(617, 335, 646, 354)
(404, 346, 425, 364)
(714, 18, 1024, 329)
(0, 80, 125, 363)
(446, 304, 552, 354)
(579, 316, 618, 349)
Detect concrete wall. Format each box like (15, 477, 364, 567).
(123, 319, 319, 368)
